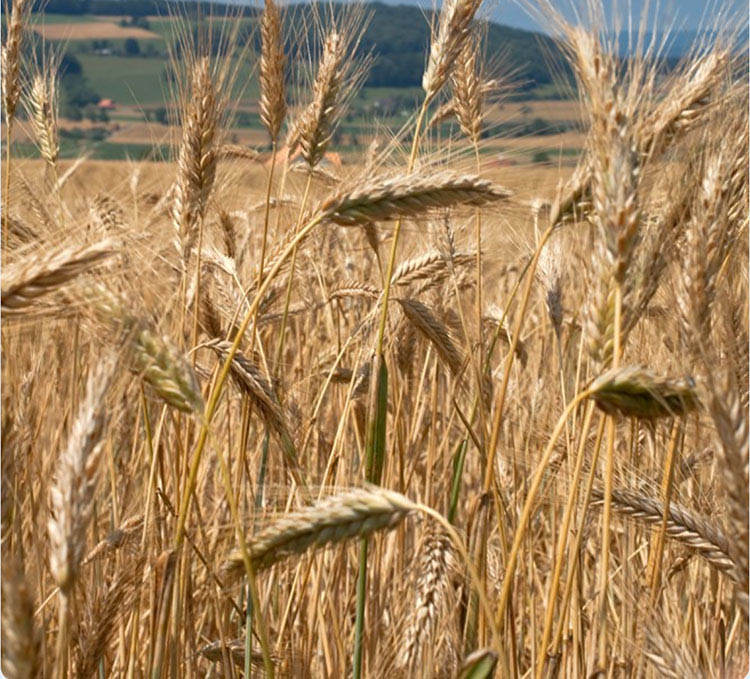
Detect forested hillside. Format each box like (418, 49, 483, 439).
(34, 0, 570, 90)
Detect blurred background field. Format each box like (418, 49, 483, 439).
(5, 2, 586, 165)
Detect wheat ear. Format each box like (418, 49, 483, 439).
(400, 528, 455, 670)
(204, 338, 299, 476)
(1, 0, 31, 123)
(297, 31, 345, 167)
(48, 356, 117, 592)
(422, 0, 483, 104)
(319, 171, 511, 226)
(221, 485, 414, 578)
(172, 57, 220, 262)
(28, 68, 60, 170)
(2, 239, 116, 315)
(588, 366, 699, 420)
(259, 0, 286, 141)
(592, 486, 742, 583)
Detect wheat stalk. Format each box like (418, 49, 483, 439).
(134, 328, 205, 414)
(204, 338, 292, 445)
(87, 284, 205, 414)
(451, 35, 484, 144)
(74, 558, 143, 678)
(218, 144, 260, 162)
(1, 558, 40, 679)
(391, 250, 475, 287)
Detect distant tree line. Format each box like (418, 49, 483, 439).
(31, 0, 247, 17)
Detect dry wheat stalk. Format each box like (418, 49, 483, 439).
(588, 365, 699, 420)
(643, 620, 702, 679)
(551, 43, 730, 228)
(291, 159, 340, 184)
(1, 558, 40, 679)
(259, 0, 286, 141)
(90, 194, 125, 232)
(570, 29, 640, 285)
(704, 379, 749, 596)
(198, 639, 271, 669)
(222, 486, 414, 578)
(644, 49, 729, 158)
(328, 280, 380, 301)
(3, 213, 37, 247)
(204, 338, 286, 435)
(678, 148, 736, 354)
(422, 0, 483, 103)
(197, 272, 226, 339)
(320, 171, 510, 226)
(82, 515, 145, 566)
(586, 267, 617, 370)
(1, 239, 116, 315)
(48, 357, 117, 592)
(74, 558, 144, 677)
(537, 238, 564, 338)
(217, 209, 237, 259)
(88, 284, 206, 414)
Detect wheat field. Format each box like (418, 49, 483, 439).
(1, 1, 748, 678)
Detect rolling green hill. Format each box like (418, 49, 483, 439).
(33, 1, 571, 97)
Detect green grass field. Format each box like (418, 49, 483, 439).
(78, 54, 258, 107)
(12, 139, 171, 161)
(77, 55, 169, 106)
(29, 13, 99, 24)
